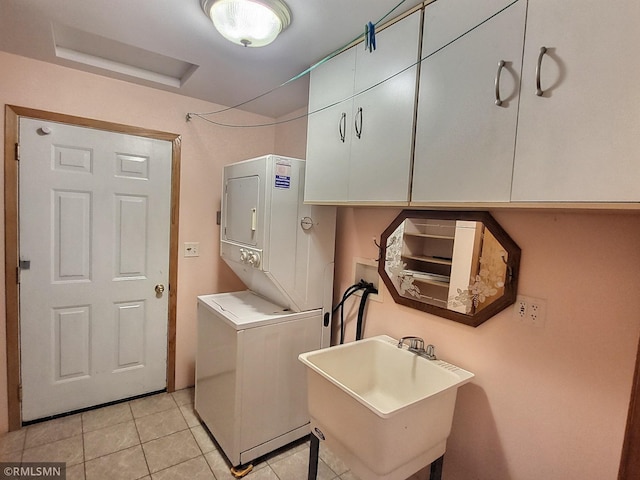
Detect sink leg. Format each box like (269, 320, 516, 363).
(430, 455, 444, 480)
(308, 433, 320, 480)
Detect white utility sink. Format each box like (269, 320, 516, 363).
(299, 335, 474, 480)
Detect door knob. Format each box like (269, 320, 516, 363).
(155, 284, 165, 295)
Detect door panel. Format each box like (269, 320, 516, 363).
(115, 301, 146, 368)
(19, 118, 172, 421)
(224, 176, 259, 246)
(116, 195, 148, 277)
(54, 190, 92, 280)
(55, 306, 90, 379)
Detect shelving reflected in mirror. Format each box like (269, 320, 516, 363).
(378, 211, 521, 327)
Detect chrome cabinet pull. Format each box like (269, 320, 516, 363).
(338, 112, 346, 143)
(535, 46, 548, 96)
(495, 60, 506, 106)
(355, 107, 363, 139)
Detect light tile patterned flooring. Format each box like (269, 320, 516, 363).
(0, 388, 431, 480)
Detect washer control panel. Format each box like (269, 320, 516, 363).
(239, 248, 261, 268)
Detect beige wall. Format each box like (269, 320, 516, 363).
(0, 51, 278, 431)
(333, 207, 640, 480)
(274, 107, 308, 158)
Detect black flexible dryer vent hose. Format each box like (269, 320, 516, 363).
(356, 283, 378, 341)
(333, 280, 377, 344)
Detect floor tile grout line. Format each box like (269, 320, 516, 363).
(129, 400, 153, 479)
(80, 413, 87, 480)
(82, 418, 148, 462)
(185, 417, 226, 480)
(150, 453, 216, 479)
(270, 465, 283, 480)
(81, 401, 134, 434)
(182, 426, 217, 477)
(0, 432, 24, 457)
(137, 424, 204, 476)
(130, 392, 178, 421)
(135, 407, 190, 445)
(20, 425, 27, 457)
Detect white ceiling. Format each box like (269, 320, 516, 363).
(0, 0, 423, 118)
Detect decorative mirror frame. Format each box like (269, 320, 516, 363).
(378, 210, 521, 327)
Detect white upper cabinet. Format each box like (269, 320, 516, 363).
(306, 0, 640, 206)
(304, 48, 355, 203)
(304, 11, 421, 204)
(511, 0, 640, 202)
(413, 0, 526, 203)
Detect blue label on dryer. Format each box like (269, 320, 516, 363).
(275, 174, 290, 189)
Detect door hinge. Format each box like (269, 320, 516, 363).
(18, 384, 22, 402)
(16, 266, 20, 284)
(15, 143, 20, 161)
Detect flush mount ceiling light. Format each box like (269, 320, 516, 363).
(201, 0, 292, 47)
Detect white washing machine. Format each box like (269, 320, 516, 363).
(195, 291, 323, 466)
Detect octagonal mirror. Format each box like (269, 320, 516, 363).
(378, 210, 521, 327)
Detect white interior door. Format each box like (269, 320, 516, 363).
(19, 118, 172, 421)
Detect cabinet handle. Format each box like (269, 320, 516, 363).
(535, 46, 548, 97)
(494, 60, 506, 106)
(355, 107, 363, 139)
(338, 112, 346, 143)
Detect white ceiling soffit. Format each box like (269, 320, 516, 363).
(0, 0, 424, 118)
(53, 23, 199, 88)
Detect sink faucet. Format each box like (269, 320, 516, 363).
(397, 336, 437, 360)
(397, 336, 424, 351)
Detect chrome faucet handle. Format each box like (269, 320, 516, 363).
(409, 338, 425, 351)
(425, 344, 437, 360)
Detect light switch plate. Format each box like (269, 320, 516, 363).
(184, 242, 200, 257)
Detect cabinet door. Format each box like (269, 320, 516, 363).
(304, 48, 356, 203)
(412, 0, 526, 203)
(512, 0, 640, 201)
(348, 11, 421, 203)
(420, 0, 519, 56)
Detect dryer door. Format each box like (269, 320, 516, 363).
(224, 175, 260, 246)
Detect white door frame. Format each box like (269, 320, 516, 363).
(4, 105, 181, 430)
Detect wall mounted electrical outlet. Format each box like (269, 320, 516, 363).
(513, 295, 547, 327)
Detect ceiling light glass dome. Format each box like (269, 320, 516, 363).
(201, 0, 291, 47)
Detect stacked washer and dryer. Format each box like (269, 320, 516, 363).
(194, 155, 336, 468)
